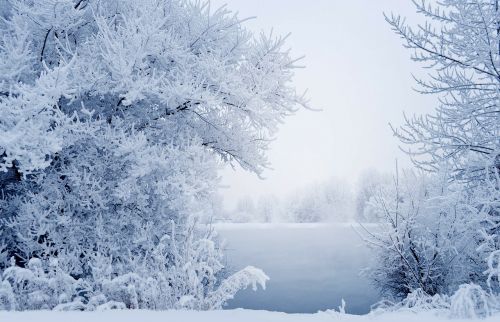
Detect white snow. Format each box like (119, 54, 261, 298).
(215, 223, 380, 314)
(1, 309, 499, 322)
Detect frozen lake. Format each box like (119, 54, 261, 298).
(216, 223, 380, 315)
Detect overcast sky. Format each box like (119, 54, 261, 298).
(213, 1, 438, 209)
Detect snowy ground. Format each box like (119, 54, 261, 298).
(2, 309, 500, 322)
(215, 223, 380, 314)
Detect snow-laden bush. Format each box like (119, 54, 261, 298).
(371, 288, 450, 314)
(477, 170, 500, 293)
(450, 284, 499, 319)
(0, 258, 82, 310)
(372, 283, 500, 319)
(362, 169, 485, 299)
(0, 223, 269, 311)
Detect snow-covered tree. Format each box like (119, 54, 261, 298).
(0, 0, 303, 310)
(387, 0, 499, 179)
(372, 0, 500, 300)
(0, 0, 306, 176)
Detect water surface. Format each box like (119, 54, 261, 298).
(216, 223, 381, 315)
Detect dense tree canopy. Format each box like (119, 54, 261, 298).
(0, 0, 302, 310)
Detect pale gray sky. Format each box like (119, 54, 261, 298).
(214, 1, 438, 208)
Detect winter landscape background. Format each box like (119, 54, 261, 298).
(0, 0, 499, 321)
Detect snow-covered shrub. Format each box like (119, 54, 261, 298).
(401, 289, 450, 312)
(477, 170, 500, 294)
(487, 251, 500, 290)
(372, 283, 500, 319)
(0, 0, 302, 310)
(450, 283, 499, 319)
(0, 280, 16, 311)
(362, 169, 485, 299)
(0, 222, 269, 311)
(90, 220, 268, 310)
(371, 288, 450, 314)
(0, 258, 84, 311)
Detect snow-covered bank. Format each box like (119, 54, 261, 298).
(2, 309, 500, 322)
(215, 223, 380, 314)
